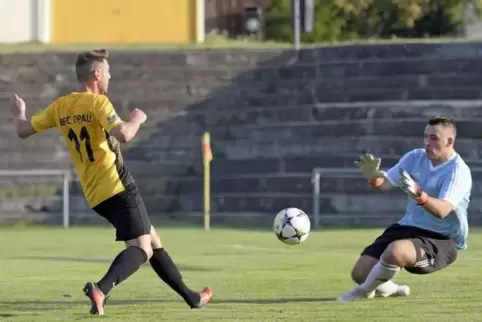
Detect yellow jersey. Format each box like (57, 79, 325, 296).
(31, 92, 134, 207)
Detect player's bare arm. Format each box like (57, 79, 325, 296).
(109, 108, 147, 143)
(419, 197, 454, 219)
(11, 94, 37, 139)
(355, 153, 393, 192)
(368, 177, 393, 192)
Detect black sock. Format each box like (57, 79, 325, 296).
(150, 248, 200, 307)
(97, 246, 148, 295)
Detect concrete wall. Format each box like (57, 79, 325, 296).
(50, 0, 201, 44)
(1, 42, 482, 226)
(0, 0, 39, 43)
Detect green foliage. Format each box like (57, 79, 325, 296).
(265, 0, 355, 43)
(264, 0, 482, 42)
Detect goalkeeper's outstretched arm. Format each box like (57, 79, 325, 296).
(367, 177, 394, 193)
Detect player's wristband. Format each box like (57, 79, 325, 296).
(416, 191, 428, 205)
(368, 178, 384, 187)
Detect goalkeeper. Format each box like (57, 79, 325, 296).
(338, 116, 472, 302)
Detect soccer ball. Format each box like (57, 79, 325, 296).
(273, 207, 311, 245)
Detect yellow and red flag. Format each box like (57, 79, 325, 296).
(202, 132, 213, 164)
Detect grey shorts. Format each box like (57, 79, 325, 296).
(361, 224, 458, 274)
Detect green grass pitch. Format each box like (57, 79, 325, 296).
(1, 225, 482, 321)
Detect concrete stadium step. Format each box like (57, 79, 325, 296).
(314, 85, 482, 102)
(119, 119, 482, 157)
(0, 162, 70, 171)
(211, 155, 482, 176)
(0, 137, 66, 149)
(228, 120, 482, 141)
(174, 191, 482, 215)
(177, 174, 362, 195)
(0, 123, 45, 135)
(0, 152, 70, 166)
(314, 42, 482, 62)
(238, 85, 482, 104)
(70, 173, 185, 197)
(176, 192, 312, 213)
(280, 155, 399, 172)
(12, 117, 479, 160)
(122, 146, 201, 166)
(216, 140, 388, 160)
(124, 160, 198, 177)
(0, 50, 256, 71)
(123, 129, 204, 151)
(211, 154, 366, 178)
(318, 57, 482, 78)
(212, 158, 283, 176)
(233, 85, 482, 104)
(318, 73, 482, 91)
(14, 43, 472, 69)
(219, 137, 482, 160)
(105, 50, 292, 69)
(134, 101, 482, 131)
(110, 64, 316, 85)
(109, 71, 482, 94)
(68, 189, 179, 214)
(176, 171, 482, 196)
(311, 101, 482, 121)
(110, 99, 482, 131)
(110, 67, 239, 83)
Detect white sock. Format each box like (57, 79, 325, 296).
(376, 281, 400, 297)
(359, 260, 400, 294)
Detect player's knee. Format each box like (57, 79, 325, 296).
(127, 245, 153, 261)
(142, 246, 153, 260)
(150, 233, 162, 249)
(125, 234, 154, 259)
(350, 267, 366, 284)
(149, 226, 162, 249)
(135, 243, 153, 260)
(382, 240, 417, 267)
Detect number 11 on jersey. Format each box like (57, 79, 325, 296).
(68, 126, 95, 163)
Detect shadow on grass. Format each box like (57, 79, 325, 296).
(8, 255, 213, 271)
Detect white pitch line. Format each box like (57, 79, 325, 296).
(223, 244, 482, 262)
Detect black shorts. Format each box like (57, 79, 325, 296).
(361, 224, 458, 275)
(92, 184, 151, 241)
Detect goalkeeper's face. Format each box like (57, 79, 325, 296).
(424, 124, 454, 160)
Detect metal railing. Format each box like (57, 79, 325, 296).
(311, 167, 360, 228)
(0, 169, 71, 228)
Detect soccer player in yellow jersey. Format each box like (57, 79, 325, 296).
(10, 49, 212, 315)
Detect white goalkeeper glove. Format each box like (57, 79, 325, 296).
(398, 169, 428, 205)
(354, 153, 387, 181)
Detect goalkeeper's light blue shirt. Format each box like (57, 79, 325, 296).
(386, 148, 472, 250)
